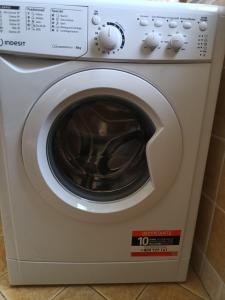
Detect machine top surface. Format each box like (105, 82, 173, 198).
(0, 0, 224, 61)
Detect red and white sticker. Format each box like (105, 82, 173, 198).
(131, 230, 181, 257)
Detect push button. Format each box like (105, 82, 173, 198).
(199, 21, 207, 31)
(154, 20, 163, 27)
(183, 22, 192, 29)
(140, 18, 149, 26)
(169, 21, 178, 28)
(92, 15, 101, 25)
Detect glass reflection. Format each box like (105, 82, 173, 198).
(47, 95, 155, 201)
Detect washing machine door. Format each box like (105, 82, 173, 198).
(22, 69, 182, 221)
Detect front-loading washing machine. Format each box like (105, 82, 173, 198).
(0, 0, 225, 285)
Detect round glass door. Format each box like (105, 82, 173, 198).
(47, 95, 155, 201)
(22, 69, 182, 220)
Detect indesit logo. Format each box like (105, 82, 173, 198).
(0, 39, 26, 47)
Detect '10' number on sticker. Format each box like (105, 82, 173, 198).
(138, 237, 151, 246)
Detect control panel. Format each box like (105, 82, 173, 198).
(88, 3, 217, 61)
(0, 1, 219, 60)
(0, 3, 88, 57)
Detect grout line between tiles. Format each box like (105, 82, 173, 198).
(204, 195, 217, 207)
(199, 152, 225, 285)
(200, 257, 224, 300)
(201, 192, 214, 203)
(90, 286, 108, 300)
(211, 134, 225, 143)
(178, 283, 209, 300)
(214, 152, 225, 213)
(217, 282, 223, 300)
(0, 291, 7, 300)
(49, 287, 67, 300)
(202, 195, 225, 215)
(135, 284, 147, 300)
(178, 281, 209, 300)
(192, 243, 205, 277)
(193, 270, 211, 300)
(216, 204, 225, 215)
(0, 272, 7, 280)
(201, 201, 216, 255)
(201, 152, 225, 256)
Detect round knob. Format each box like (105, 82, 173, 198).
(170, 34, 184, 51)
(145, 33, 160, 50)
(98, 26, 120, 50)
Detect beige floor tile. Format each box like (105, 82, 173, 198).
(138, 283, 204, 300)
(179, 267, 209, 299)
(53, 286, 105, 300)
(0, 273, 63, 300)
(92, 283, 145, 300)
(0, 237, 7, 276)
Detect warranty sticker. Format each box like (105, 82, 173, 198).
(131, 230, 181, 257)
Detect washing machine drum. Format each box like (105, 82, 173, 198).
(22, 69, 182, 217)
(47, 95, 155, 202)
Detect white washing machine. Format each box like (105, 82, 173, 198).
(0, 0, 224, 285)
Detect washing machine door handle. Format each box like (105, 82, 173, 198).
(146, 115, 182, 193)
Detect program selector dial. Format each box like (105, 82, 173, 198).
(145, 33, 161, 50)
(98, 25, 122, 50)
(170, 34, 185, 51)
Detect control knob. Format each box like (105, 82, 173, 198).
(145, 33, 160, 50)
(170, 34, 185, 51)
(98, 25, 121, 50)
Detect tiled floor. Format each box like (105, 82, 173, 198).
(0, 221, 210, 300)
